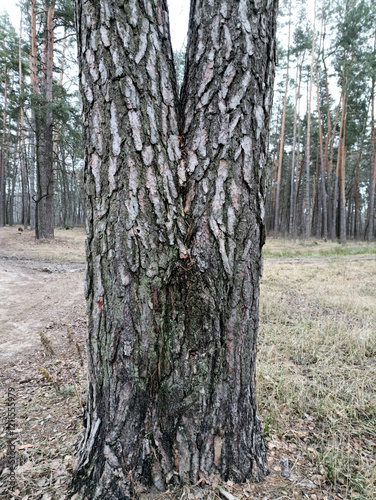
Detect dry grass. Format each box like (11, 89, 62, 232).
(263, 237, 376, 259)
(2, 232, 375, 499)
(258, 239, 376, 499)
(0, 226, 86, 263)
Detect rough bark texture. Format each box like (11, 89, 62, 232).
(305, 0, 316, 240)
(36, 1, 55, 239)
(72, 0, 277, 498)
(274, 0, 291, 237)
(368, 75, 376, 242)
(0, 63, 8, 227)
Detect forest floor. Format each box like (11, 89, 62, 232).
(0, 227, 375, 500)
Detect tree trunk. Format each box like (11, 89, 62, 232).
(274, 0, 291, 237)
(305, 0, 316, 240)
(289, 63, 302, 239)
(315, 14, 328, 241)
(72, 0, 277, 498)
(29, 0, 39, 230)
(368, 72, 376, 242)
(36, 1, 55, 239)
(19, 14, 28, 230)
(9, 117, 21, 227)
(0, 63, 8, 226)
(339, 94, 347, 244)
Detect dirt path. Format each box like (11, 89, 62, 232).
(0, 257, 85, 364)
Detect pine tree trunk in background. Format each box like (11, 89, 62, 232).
(72, 0, 277, 497)
(36, 1, 55, 239)
(29, 0, 39, 230)
(368, 73, 376, 242)
(327, 98, 340, 240)
(0, 64, 8, 227)
(315, 19, 328, 241)
(289, 64, 302, 239)
(339, 93, 347, 244)
(353, 114, 367, 239)
(269, 103, 281, 232)
(29, 131, 36, 229)
(332, 93, 345, 241)
(19, 14, 28, 230)
(305, 0, 316, 240)
(9, 117, 20, 227)
(274, 0, 291, 237)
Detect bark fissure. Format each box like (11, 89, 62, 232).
(73, 1, 277, 498)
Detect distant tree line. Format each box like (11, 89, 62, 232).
(1, 0, 375, 241)
(0, 0, 84, 238)
(266, 0, 376, 242)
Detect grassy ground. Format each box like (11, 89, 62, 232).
(257, 238, 376, 499)
(0, 226, 86, 263)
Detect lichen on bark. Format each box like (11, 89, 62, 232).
(72, 0, 277, 498)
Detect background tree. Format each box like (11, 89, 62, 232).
(72, 0, 278, 497)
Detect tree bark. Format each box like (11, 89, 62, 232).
(36, 1, 55, 239)
(19, 14, 28, 230)
(289, 63, 302, 239)
(315, 12, 328, 241)
(29, 0, 39, 230)
(368, 71, 376, 242)
(274, 0, 291, 237)
(305, 0, 316, 240)
(72, 0, 277, 498)
(0, 63, 8, 226)
(339, 92, 347, 244)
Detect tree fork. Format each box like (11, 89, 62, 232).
(72, 0, 277, 498)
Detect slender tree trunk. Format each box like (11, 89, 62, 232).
(313, 145, 320, 237)
(368, 70, 376, 242)
(353, 132, 366, 239)
(271, 106, 281, 232)
(72, 0, 277, 497)
(274, 0, 291, 237)
(36, 1, 55, 239)
(315, 14, 328, 241)
(339, 93, 347, 243)
(305, 0, 316, 240)
(289, 63, 302, 239)
(332, 91, 346, 241)
(0, 64, 8, 226)
(327, 98, 341, 239)
(19, 14, 28, 230)
(29, 0, 39, 230)
(9, 117, 21, 227)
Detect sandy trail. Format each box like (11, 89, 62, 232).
(0, 257, 85, 364)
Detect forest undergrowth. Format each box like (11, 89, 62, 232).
(0, 228, 375, 499)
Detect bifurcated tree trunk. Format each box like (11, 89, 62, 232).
(72, 0, 277, 498)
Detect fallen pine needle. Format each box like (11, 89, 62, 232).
(216, 485, 239, 500)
